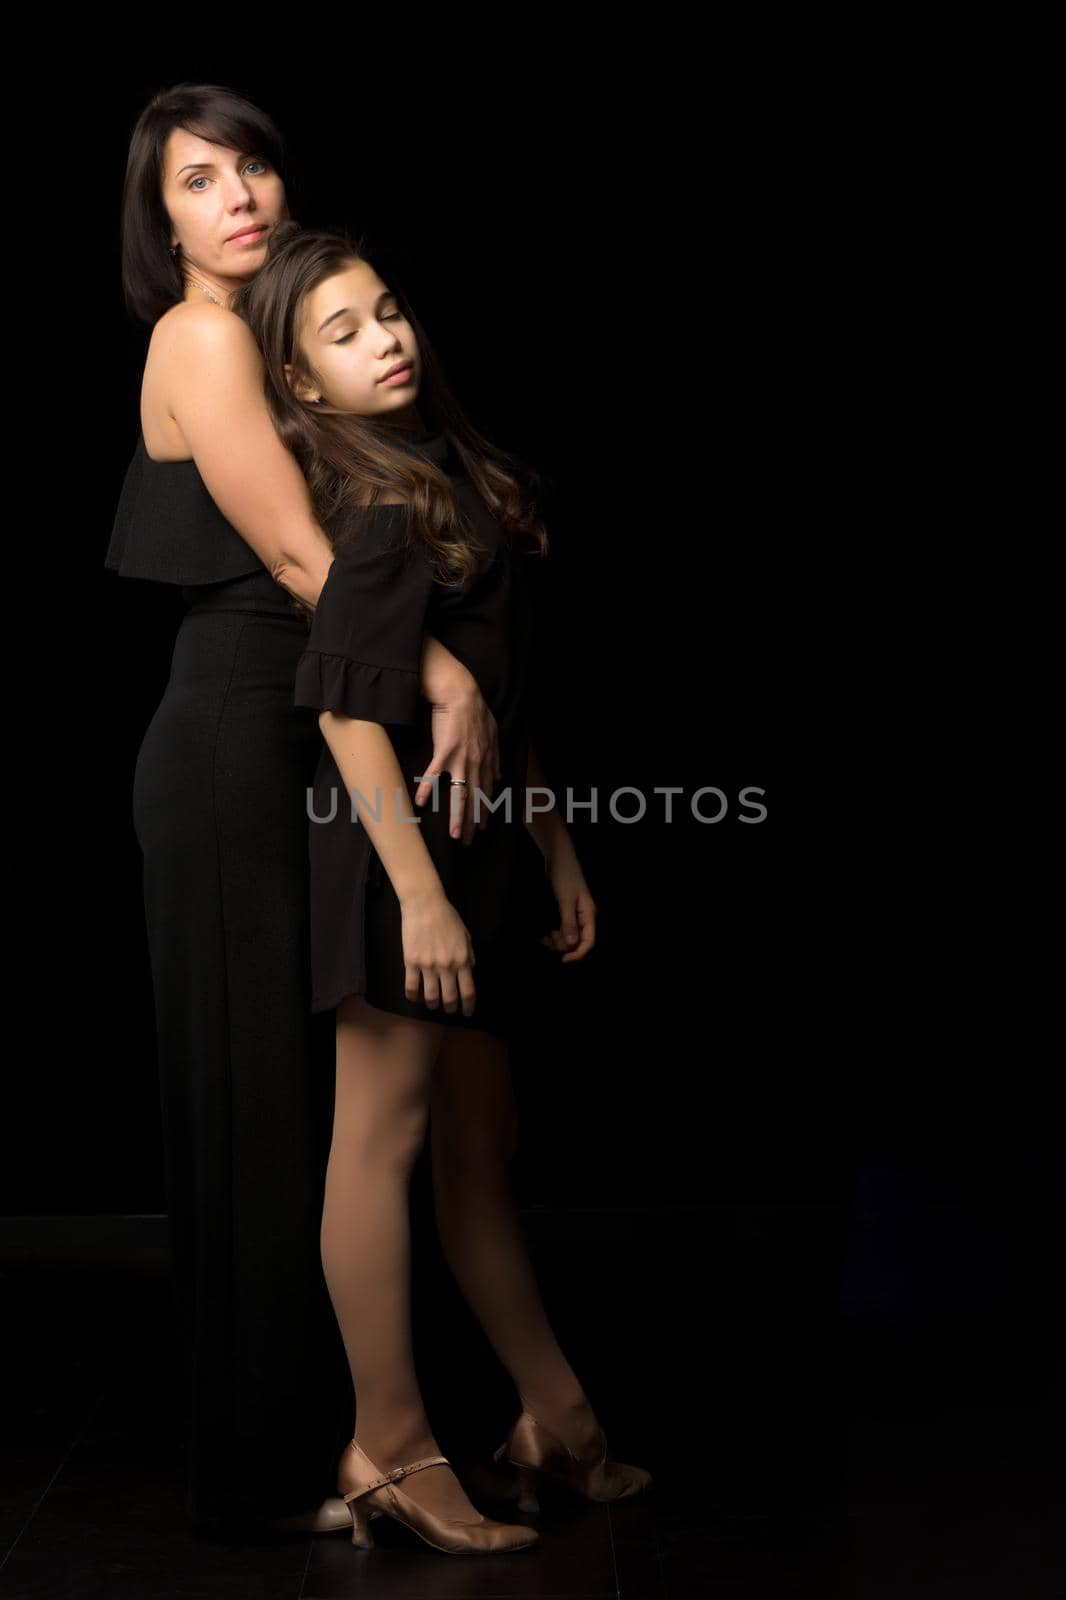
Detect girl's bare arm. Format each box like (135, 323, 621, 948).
(318, 710, 477, 1011)
(525, 739, 574, 865)
(318, 712, 445, 906)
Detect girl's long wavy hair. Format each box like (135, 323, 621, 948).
(231, 221, 549, 591)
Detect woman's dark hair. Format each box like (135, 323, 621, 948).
(119, 82, 294, 326)
(231, 220, 549, 587)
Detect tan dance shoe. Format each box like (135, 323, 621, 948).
(269, 1495, 359, 1534)
(337, 1437, 539, 1555)
(492, 1408, 652, 1510)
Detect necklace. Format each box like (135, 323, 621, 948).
(191, 282, 227, 309)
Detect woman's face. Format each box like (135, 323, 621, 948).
(162, 127, 286, 283)
(288, 259, 422, 420)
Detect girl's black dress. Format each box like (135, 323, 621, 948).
(294, 429, 554, 1040)
(105, 433, 351, 1531)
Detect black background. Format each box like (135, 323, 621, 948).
(0, 47, 1062, 1600)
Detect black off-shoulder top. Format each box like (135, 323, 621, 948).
(104, 432, 269, 587)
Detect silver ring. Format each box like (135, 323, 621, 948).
(449, 778, 468, 787)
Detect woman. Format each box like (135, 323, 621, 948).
(106, 82, 501, 1537)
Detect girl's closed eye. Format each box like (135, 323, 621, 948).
(335, 311, 403, 345)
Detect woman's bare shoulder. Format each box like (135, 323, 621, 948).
(150, 298, 258, 359)
(144, 303, 265, 450)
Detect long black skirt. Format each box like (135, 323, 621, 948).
(131, 572, 352, 1531)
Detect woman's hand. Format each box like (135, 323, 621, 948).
(540, 848, 598, 963)
(401, 887, 477, 1016)
(418, 636, 501, 844)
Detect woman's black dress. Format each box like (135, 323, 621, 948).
(293, 429, 556, 1040)
(105, 433, 351, 1531)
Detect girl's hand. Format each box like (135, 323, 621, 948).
(401, 888, 477, 1015)
(418, 639, 501, 845)
(540, 858, 597, 963)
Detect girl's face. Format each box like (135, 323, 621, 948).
(288, 259, 422, 419)
(163, 127, 286, 281)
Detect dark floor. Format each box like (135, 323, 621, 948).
(2, 1212, 1063, 1599)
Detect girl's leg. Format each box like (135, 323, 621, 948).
(428, 1025, 604, 1456)
(320, 994, 498, 1521)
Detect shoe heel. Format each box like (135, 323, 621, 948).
(347, 1497, 375, 1548)
(514, 1465, 541, 1514)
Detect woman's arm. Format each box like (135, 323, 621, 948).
(160, 305, 501, 833)
(158, 304, 334, 608)
(414, 638, 500, 838)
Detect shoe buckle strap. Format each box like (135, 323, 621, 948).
(363, 1453, 450, 1494)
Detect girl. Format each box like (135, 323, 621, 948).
(233, 222, 652, 1558)
(108, 82, 502, 1537)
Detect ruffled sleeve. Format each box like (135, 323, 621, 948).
(294, 515, 435, 726)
